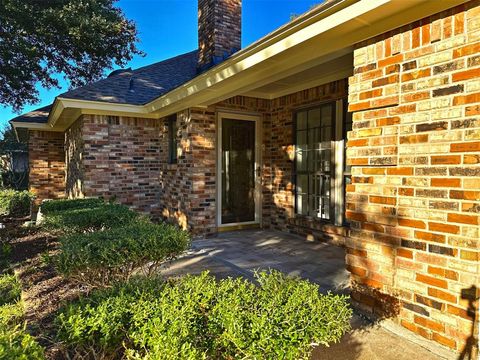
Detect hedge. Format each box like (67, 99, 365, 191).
(40, 198, 105, 215)
(0, 189, 34, 218)
(56, 220, 191, 286)
(56, 270, 352, 359)
(41, 203, 139, 234)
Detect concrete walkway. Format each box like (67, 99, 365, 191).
(160, 229, 451, 360)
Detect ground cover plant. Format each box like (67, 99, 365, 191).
(0, 273, 45, 360)
(0, 273, 21, 306)
(56, 220, 191, 286)
(56, 270, 352, 359)
(0, 189, 34, 218)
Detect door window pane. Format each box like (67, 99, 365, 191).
(221, 119, 255, 224)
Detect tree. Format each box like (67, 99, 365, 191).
(0, 0, 143, 112)
(0, 126, 28, 189)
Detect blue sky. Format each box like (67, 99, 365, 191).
(0, 0, 321, 130)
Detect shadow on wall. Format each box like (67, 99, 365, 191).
(458, 285, 479, 360)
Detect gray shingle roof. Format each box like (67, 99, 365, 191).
(60, 50, 198, 105)
(10, 104, 52, 124)
(10, 50, 199, 125)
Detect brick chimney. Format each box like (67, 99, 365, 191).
(197, 0, 241, 72)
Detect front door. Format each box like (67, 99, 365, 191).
(218, 113, 261, 226)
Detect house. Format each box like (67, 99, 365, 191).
(10, 0, 480, 354)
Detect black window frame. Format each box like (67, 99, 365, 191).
(168, 114, 178, 164)
(293, 101, 336, 222)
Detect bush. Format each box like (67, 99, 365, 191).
(56, 271, 352, 359)
(0, 325, 45, 360)
(41, 203, 139, 234)
(0, 303, 23, 327)
(0, 274, 21, 306)
(40, 197, 105, 215)
(0, 189, 34, 218)
(0, 274, 45, 359)
(56, 221, 191, 286)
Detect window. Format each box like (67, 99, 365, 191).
(168, 115, 178, 164)
(294, 99, 350, 225)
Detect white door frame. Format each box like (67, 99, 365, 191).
(216, 111, 262, 227)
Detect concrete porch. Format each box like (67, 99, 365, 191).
(160, 229, 452, 360)
(162, 229, 350, 293)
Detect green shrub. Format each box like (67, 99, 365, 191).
(0, 325, 45, 360)
(0, 189, 34, 218)
(0, 302, 23, 327)
(40, 197, 105, 215)
(56, 221, 191, 286)
(0, 243, 12, 272)
(0, 275, 44, 359)
(0, 274, 21, 306)
(56, 271, 352, 359)
(41, 203, 138, 234)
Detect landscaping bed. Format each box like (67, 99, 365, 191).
(1, 193, 352, 359)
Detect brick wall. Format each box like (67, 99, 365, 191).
(159, 108, 217, 236)
(28, 130, 65, 205)
(66, 115, 164, 216)
(198, 0, 241, 71)
(215, 79, 348, 242)
(347, 1, 480, 352)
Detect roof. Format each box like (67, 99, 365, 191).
(9, 104, 52, 124)
(60, 50, 198, 105)
(11, 0, 465, 131)
(9, 50, 198, 126)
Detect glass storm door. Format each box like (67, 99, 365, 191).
(218, 114, 260, 225)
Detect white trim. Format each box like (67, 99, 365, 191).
(334, 99, 345, 227)
(216, 111, 262, 227)
(14, 0, 469, 131)
(10, 121, 62, 132)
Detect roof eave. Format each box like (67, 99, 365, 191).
(28, 0, 471, 129)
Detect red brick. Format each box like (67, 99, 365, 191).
(378, 54, 403, 68)
(346, 211, 367, 222)
(386, 167, 413, 175)
(431, 178, 461, 187)
(450, 142, 480, 152)
(427, 266, 458, 281)
(428, 222, 460, 234)
(416, 274, 448, 289)
(415, 231, 445, 243)
(346, 265, 367, 277)
(447, 213, 479, 225)
(452, 68, 480, 82)
(359, 89, 383, 100)
(447, 305, 472, 320)
(349, 101, 371, 112)
(453, 42, 480, 58)
(450, 190, 480, 201)
(431, 155, 461, 165)
(397, 248, 413, 259)
(432, 332, 456, 349)
(452, 92, 480, 106)
(348, 139, 368, 147)
(414, 315, 444, 332)
(466, 105, 480, 116)
(428, 288, 457, 304)
(399, 218, 426, 229)
(369, 196, 396, 205)
(401, 68, 431, 82)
